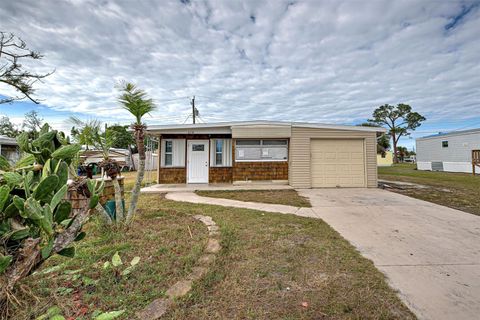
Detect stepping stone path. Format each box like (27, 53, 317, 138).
(136, 215, 221, 319)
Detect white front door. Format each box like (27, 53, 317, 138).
(187, 140, 209, 183)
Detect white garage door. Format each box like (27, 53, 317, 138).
(311, 139, 366, 187)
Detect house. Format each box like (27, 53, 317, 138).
(377, 151, 393, 166)
(146, 121, 383, 188)
(0, 135, 20, 164)
(416, 128, 480, 173)
(80, 148, 132, 170)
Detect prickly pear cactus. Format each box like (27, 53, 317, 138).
(0, 124, 103, 312)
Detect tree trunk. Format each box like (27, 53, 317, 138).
(392, 132, 398, 164)
(125, 127, 145, 223)
(112, 177, 124, 222)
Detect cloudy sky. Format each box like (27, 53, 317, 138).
(1, 0, 479, 149)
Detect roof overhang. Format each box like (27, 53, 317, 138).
(146, 120, 385, 135)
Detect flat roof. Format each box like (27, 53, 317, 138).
(146, 120, 385, 133)
(0, 135, 17, 145)
(417, 127, 480, 140)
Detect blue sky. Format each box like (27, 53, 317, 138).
(1, 0, 480, 150)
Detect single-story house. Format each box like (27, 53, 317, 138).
(416, 128, 480, 173)
(146, 121, 383, 188)
(0, 135, 20, 164)
(377, 151, 393, 167)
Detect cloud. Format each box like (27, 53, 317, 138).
(0, 0, 479, 141)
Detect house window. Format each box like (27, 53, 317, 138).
(192, 144, 204, 151)
(215, 140, 223, 165)
(210, 139, 232, 167)
(162, 139, 186, 167)
(235, 139, 288, 161)
(381, 153, 386, 158)
(165, 140, 173, 166)
(442, 141, 448, 148)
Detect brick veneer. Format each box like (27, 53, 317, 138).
(209, 167, 233, 183)
(233, 161, 288, 181)
(159, 167, 186, 184)
(156, 137, 289, 184)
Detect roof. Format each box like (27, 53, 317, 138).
(146, 120, 385, 133)
(0, 135, 17, 145)
(417, 128, 480, 141)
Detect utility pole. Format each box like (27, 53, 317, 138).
(191, 96, 196, 124)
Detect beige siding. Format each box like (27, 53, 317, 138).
(232, 125, 291, 138)
(289, 127, 378, 188)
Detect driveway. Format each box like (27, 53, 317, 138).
(298, 188, 480, 320)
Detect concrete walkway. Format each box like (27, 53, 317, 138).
(142, 183, 292, 193)
(165, 189, 480, 320)
(165, 192, 315, 217)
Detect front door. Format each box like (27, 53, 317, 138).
(187, 140, 209, 183)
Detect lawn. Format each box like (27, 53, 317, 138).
(13, 173, 414, 319)
(195, 189, 312, 207)
(379, 164, 480, 216)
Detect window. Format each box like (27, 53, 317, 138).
(235, 139, 288, 161)
(442, 141, 448, 148)
(192, 144, 204, 151)
(162, 139, 186, 167)
(165, 140, 173, 166)
(215, 140, 223, 165)
(210, 139, 232, 167)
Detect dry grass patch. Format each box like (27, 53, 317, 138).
(12, 194, 208, 319)
(379, 164, 480, 216)
(196, 189, 312, 207)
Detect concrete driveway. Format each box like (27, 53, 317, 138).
(298, 188, 480, 320)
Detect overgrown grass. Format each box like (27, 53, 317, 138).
(13, 194, 208, 319)
(379, 164, 480, 216)
(196, 189, 312, 207)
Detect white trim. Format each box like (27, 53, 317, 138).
(146, 120, 384, 134)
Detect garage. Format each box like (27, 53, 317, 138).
(310, 139, 366, 187)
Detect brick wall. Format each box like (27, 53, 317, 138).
(233, 161, 288, 181)
(158, 167, 186, 184)
(67, 177, 125, 216)
(209, 167, 233, 183)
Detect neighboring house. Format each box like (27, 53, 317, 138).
(377, 151, 393, 166)
(80, 148, 131, 169)
(0, 135, 20, 164)
(146, 121, 383, 188)
(416, 128, 480, 173)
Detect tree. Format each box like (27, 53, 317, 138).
(0, 116, 19, 138)
(396, 146, 408, 162)
(0, 31, 53, 104)
(118, 82, 156, 223)
(368, 104, 425, 163)
(358, 122, 391, 156)
(22, 110, 43, 139)
(106, 124, 134, 149)
(68, 117, 101, 150)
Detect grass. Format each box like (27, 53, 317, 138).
(195, 189, 312, 207)
(379, 164, 480, 216)
(13, 172, 414, 319)
(13, 194, 208, 319)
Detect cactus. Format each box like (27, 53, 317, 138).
(0, 126, 102, 316)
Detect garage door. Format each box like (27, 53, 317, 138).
(311, 139, 365, 187)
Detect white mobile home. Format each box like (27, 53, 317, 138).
(416, 128, 480, 173)
(0, 135, 19, 164)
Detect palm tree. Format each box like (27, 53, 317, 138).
(118, 82, 156, 223)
